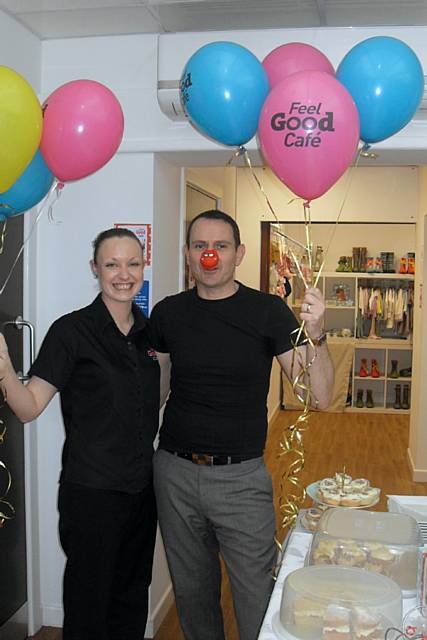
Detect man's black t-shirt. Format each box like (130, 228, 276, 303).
(150, 283, 300, 456)
(29, 294, 160, 493)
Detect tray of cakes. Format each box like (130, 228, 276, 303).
(272, 565, 402, 640)
(306, 473, 380, 508)
(306, 508, 422, 598)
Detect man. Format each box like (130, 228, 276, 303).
(150, 209, 333, 640)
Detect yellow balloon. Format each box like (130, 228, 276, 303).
(0, 66, 42, 193)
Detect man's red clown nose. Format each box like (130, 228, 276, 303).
(200, 250, 219, 270)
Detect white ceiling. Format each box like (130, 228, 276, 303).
(2, 0, 427, 40)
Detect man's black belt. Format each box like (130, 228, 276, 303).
(163, 449, 258, 466)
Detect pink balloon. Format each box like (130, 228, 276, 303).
(258, 71, 360, 201)
(263, 43, 335, 90)
(40, 80, 124, 182)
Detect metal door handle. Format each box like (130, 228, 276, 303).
(2, 316, 35, 381)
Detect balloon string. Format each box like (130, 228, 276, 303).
(270, 225, 308, 253)
(314, 145, 363, 285)
(0, 180, 61, 296)
(0, 219, 7, 255)
(226, 144, 247, 166)
(303, 201, 313, 273)
(240, 148, 279, 222)
(48, 181, 64, 223)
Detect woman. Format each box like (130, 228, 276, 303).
(0, 228, 159, 640)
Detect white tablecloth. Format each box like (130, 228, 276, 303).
(258, 528, 417, 640)
(258, 530, 312, 639)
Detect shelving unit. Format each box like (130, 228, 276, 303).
(291, 272, 414, 414)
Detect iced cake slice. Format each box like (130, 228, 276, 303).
(352, 606, 384, 640)
(293, 596, 326, 627)
(322, 603, 352, 640)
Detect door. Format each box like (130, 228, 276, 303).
(184, 183, 219, 289)
(0, 214, 28, 639)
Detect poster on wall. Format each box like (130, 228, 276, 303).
(114, 222, 152, 315)
(135, 280, 150, 316)
(114, 222, 151, 265)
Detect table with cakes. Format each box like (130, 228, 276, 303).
(258, 472, 427, 640)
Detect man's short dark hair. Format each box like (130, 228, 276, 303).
(186, 210, 241, 249)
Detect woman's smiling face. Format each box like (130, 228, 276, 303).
(91, 236, 144, 306)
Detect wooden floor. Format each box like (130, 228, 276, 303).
(30, 409, 427, 640)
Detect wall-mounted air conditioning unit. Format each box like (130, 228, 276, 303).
(413, 77, 427, 121)
(157, 79, 187, 122)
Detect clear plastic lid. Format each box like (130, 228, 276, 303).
(317, 507, 422, 546)
(282, 565, 402, 609)
(279, 565, 402, 637)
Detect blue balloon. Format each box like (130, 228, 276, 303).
(180, 41, 269, 146)
(0, 150, 54, 218)
(337, 36, 424, 144)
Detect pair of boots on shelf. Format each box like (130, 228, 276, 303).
(393, 384, 410, 410)
(356, 389, 374, 408)
(389, 360, 412, 378)
(399, 254, 415, 274)
(359, 358, 380, 378)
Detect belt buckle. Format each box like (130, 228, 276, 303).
(191, 453, 213, 465)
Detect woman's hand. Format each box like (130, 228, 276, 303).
(0, 333, 14, 382)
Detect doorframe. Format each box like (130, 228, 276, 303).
(23, 208, 42, 635)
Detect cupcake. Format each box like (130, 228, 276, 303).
(303, 508, 323, 532)
(359, 487, 380, 506)
(334, 472, 352, 489)
(340, 493, 363, 507)
(321, 490, 342, 506)
(338, 542, 367, 567)
(319, 477, 338, 492)
(351, 478, 370, 492)
(365, 545, 394, 574)
(312, 539, 338, 564)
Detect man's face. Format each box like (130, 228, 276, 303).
(185, 218, 245, 293)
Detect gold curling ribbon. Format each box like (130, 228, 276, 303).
(0, 179, 60, 296)
(0, 387, 15, 527)
(0, 219, 7, 255)
(230, 144, 363, 576)
(0, 460, 15, 527)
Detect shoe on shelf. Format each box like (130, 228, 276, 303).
(389, 360, 399, 379)
(399, 367, 412, 378)
(336, 256, 347, 272)
(355, 389, 364, 408)
(371, 359, 380, 378)
(394, 384, 402, 410)
(366, 389, 374, 408)
(401, 384, 410, 410)
(366, 257, 375, 273)
(359, 358, 368, 377)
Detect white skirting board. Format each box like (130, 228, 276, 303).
(407, 446, 427, 482)
(145, 582, 174, 638)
